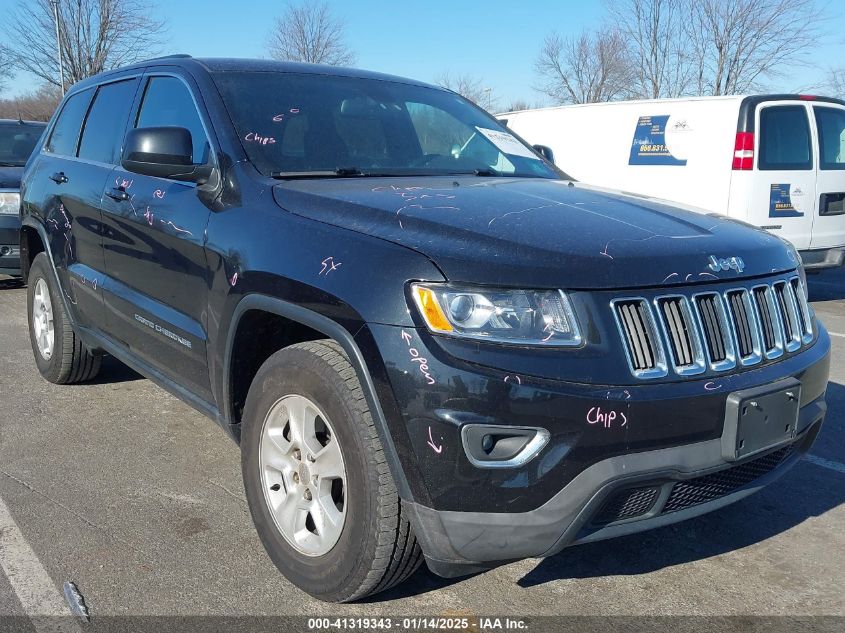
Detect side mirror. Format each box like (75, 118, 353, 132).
(533, 144, 555, 164)
(122, 127, 211, 184)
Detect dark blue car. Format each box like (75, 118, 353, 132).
(0, 119, 46, 277)
(18, 57, 831, 602)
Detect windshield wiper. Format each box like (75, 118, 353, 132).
(0, 161, 22, 167)
(270, 167, 368, 179)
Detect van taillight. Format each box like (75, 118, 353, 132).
(733, 132, 754, 170)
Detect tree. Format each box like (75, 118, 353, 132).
(827, 67, 845, 98)
(535, 28, 632, 104)
(0, 84, 61, 121)
(3, 0, 164, 91)
(0, 46, 14, 96)
(607, 0, 692, 99)
(504, 99, 531, 113)
(267, 1, 355, 66)
(685, 0, 824, 95)
(435, 72, 497, 112)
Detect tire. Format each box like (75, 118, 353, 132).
(241, 340, 423, 602)
(27, 253, 101, 384)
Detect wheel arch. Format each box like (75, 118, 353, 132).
(223, 294, 414, 501)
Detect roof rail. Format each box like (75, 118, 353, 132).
(143, 54, 193, 61)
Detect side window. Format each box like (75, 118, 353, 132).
(814, 107, 845, 170)
(135, 76, 209, 164)
(45, 90, 93, 156)
(758, 105, 812, 171)
(78, 80, 138, 164)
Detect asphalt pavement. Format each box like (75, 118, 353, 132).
(0, 269, 843, 632)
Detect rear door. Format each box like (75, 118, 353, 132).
(751, 102, 816, 250)
(100, 72, 215, 401)
(810, 104, 845, 250)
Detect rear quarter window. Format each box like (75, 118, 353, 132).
(758, 105, 812, 171)
(45, 89, 93, 157)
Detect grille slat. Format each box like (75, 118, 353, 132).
(774, 282, 795, 341)
(728, 291, 754, 359)
(614, 299, 664, 376)
(614, 275, 811, 379)
(696, 294, 726, 362)
(619, 302, 651, 370)
(754, 287, 776, 351)
(774, 281, 802, 352)
(662, 299, 692, 366)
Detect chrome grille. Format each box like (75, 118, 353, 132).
(655, 296, 705, 375)
(611, 299, 667, 379)
(692, 293, 736, 371)
(615, 275, 813, 379)
(752, 285, 784, 359)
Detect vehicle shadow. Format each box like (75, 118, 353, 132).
(807, 268, 845, 302)
(0, 276, 25, 290)
(88, 354, 145, 384)
(374, 381, 844, 599)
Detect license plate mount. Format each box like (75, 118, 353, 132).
(722, 378, 801, 462)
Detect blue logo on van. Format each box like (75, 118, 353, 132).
(628, 115, 687, 166)
(769, 183, 804, 217)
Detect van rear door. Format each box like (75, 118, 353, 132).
(751, 102, 816, 250)
(810, 104, 845, 252)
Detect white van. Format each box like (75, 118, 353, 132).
(499, 95, 845, 269)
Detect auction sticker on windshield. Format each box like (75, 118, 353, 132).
(476, 127, 537, 159)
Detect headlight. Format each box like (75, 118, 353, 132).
(411, 283, 582, 346)
(0, 192, 20, 215)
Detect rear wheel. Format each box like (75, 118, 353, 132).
(241, 340, 422, 602)
(27, 253, 101, 384)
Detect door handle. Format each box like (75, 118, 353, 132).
(49, 172, 68, 184)
(106, 188, 130, 202)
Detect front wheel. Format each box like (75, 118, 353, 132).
(241, 340, 422, 602)
(27, 253, 101, 384)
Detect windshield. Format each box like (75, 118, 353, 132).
(212, 71, 561, 179)
(0, 123, 45, 167)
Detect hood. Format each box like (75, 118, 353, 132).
(272, 177, 798, 289)
(0, 166, 23, 190)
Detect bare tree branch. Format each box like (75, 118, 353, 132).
(267, 1, 355, 66)
(435, 72, 497, 112)
(826, 67, 845, 98)
(686, 0, 824, 95)
(0, 83, 61, 121)
(608, 0, 693, 98)
(534, 28, 632, 104)
(0, 46, 14, 96)
(3, 0, 165, 90)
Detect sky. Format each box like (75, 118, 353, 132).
(1, 0, 843, 106)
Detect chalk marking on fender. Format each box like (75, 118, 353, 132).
(0, 493, 79, 631)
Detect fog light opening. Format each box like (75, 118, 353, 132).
(461, 424, 550, 469)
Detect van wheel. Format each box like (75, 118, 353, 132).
(27, 253, 101, 384)
(241, 340, 422, 602)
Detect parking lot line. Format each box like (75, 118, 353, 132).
(0, 494, 78, 631)
(804, 454, 845, 475)
(829, 332, 845, 338)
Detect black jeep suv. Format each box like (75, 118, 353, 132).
(20, 57, 830, 602)
(1, 119, 46, 276)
